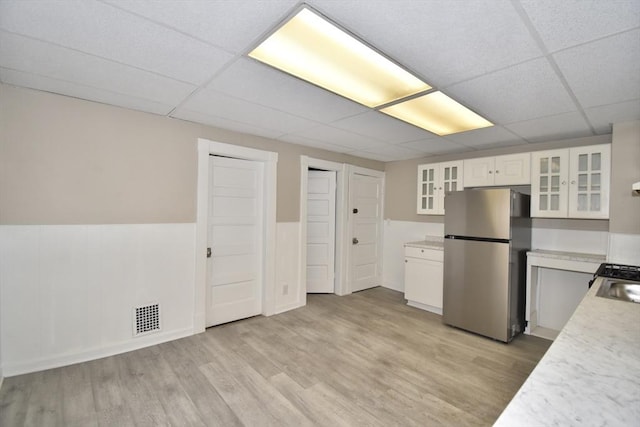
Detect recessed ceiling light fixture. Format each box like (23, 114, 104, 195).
(380, 92, 494, 136)
(248, 6, 493, 135)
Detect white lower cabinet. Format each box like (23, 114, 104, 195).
(404, 246, 444, 314)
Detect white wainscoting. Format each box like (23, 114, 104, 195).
(382, 220, 445, 292)
(0, 223, 196, 376)
(608, 233, 640, 265)
(275, 222, 303, 314)
(532, 227, 608, 255)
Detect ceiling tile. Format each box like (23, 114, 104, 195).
(277, 134, 353, 154)
(505, 112, 593, 142)
(313, 0, 542, 87)
(0, 0, 233, 85)
(171, 109, 282, 139)
(102, 0, 298, 53)
(0, 67, 174, 115)
(178, 88, 320, 135)
(207, 58, 369, 123)
(446, 57, 577, 124)
(286, 124, 388, 151)
(399, 138, 468, 155)
(584, 99, 640, 134)
(443, 126, 525, 147)
(330, 110, 435, 144)
(553, 29, 640, 109)
(519, 0, 640, 52)
(348, 144, 424, 162)
(0, 32, 196, 105)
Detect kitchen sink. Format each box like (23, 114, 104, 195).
(595, 280, 640, 303)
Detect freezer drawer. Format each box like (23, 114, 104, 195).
(444, 188, 513, 240)
(443, 238, 516, 342)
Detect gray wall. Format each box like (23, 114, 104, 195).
(384, 134, 613, 231)
(610, 120, 640, 234)
(0, 84, 383, 224)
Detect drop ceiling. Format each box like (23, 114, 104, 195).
(1, 0, 638, 161)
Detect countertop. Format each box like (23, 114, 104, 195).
(494, 276, 640, 426)
(404, 237, 444, 251)
(527, 249, 607, 264)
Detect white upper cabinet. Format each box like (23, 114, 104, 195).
(531, 144, 610, 219)
(417, 161, 463, 215)
(463, 153, 531, 187)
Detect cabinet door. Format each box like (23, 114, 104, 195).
(531, 150, 569, 217)
(440, 161, 463, 215)
(464, 157, 494, 187)
(568, 144, 610, 219)
(404, 256, 444, 309)
(494, 153, 531, 185)
(417, 164, 439, 214)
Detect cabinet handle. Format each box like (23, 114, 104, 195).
(405, 259, 408, 263)
(571, 180, 576, 185)
(562, 181, 567, 185)
(495, 170, 500, 174)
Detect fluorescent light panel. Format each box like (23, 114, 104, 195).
(249, 7, 431, 108)
(249, 6, 493, 136)
(381, 92, 493, 136)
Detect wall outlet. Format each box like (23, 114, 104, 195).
(283, 284, 289, 295)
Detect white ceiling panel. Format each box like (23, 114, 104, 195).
(171, 109, 282, 140)
(348, 144, 424, 162)
(553, 29, 640, 109)
(519, 0, 640, 52)
(207, 58, 369, 122)
(313, 0, 542, 87)
(400, 138, 468, 156)
(330, 110, 434, 144)
(177, 88, 321, 135)
(102, 0, 298, 53)
(446, 58, 577, 124)
(443, 126, 525, 148)
(0, 0, 232, 85)
(505, 112, 593, 142)
(584, 99, 640, 134)
(278, 134, 353, 154)
(286, 124, 388, 151)
(0, 1, 638, 162)
(0, 31, 196, 105)
(0, 67, 174, 115)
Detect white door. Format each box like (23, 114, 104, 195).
(206, 156, 263, 327)
(350, 172, 383, 292)
(306, 170, 336, 293)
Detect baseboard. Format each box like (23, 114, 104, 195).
(382, 281, 403, 292)
(274, 300, 304, 315)
(2, 327, 194, 377)
(406, 300, 443, 315)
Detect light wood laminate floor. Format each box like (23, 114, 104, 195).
(0, 287, 551, 426)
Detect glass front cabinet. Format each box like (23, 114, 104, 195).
(417, 161, 463, 215)
(531, 144, 610, 219)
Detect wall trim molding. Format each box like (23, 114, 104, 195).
(195, 138, 278, 333)
(3, 327, 193, 377)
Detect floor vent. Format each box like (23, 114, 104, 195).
(133, 303, 160, 337)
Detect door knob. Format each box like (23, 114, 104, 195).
(352, 237, 359, 244)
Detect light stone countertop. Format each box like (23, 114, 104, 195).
(527, 249, 607, 264)
(494, 275, 640, 426)
(404, 236, 444, 251)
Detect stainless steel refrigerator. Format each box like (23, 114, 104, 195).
(443, 188, 531, 343)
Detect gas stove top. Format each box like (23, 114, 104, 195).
(594, 263, 640, 282)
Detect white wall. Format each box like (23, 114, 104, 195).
(382, 220, 444, 292)
(275, 222, 303, 313)
(382, 219, 611, 295)
(0, 223, 196, 376)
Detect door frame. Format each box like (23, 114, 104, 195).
(299, 157, 348, 301)
(195, 138, 278, 333)
(346, 165, 385, 294)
